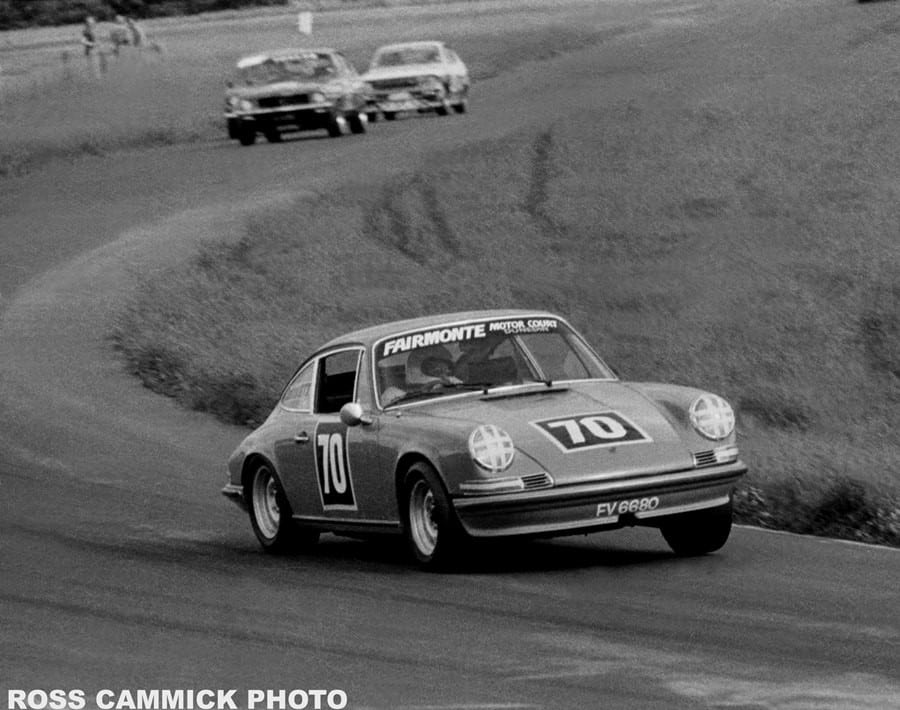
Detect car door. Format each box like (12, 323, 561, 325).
(270, 359, 320, 518)
(272, 346, 393, 525)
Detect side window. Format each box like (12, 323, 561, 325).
(316, 349, 362, 414)
(281, 362, 315, 411)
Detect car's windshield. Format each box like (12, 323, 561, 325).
(372, 46, 440, 68)
(374, 317, 614, 407)
(237, 53, 336, 84)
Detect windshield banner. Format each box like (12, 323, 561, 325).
(381, 318, 559, 357)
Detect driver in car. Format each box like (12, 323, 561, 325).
(381, 345, 461, 406)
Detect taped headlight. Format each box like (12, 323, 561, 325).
(239, 99, 254, 112)
(226, 96, 241, 108)
(310, 91, 326, 103)
(468, 425, 515, 473)
(690, 394, 735, 440)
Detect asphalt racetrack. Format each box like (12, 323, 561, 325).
(1, 0, 899, 708)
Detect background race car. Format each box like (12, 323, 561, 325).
(224, 48, 370, 145)
(362, 40, 469, 121)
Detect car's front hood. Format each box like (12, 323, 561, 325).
(227, 81, 325, 100)
(363, 65, 446, 82)
(420, 382, 695, 484)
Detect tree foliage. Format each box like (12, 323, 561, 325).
(0, 0, 288, 29)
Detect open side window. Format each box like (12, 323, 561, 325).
(315, 349, 362, 414)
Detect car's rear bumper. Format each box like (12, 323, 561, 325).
(451, 461, 747, 538)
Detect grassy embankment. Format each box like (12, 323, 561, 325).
(112, 8, 900, 546)
(4, 3, 896, 546)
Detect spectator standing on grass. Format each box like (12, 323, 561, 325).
(81, 15, 97, 57)
(126, 17, 146, 48)
(110, 15, 130, 55)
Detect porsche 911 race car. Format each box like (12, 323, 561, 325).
(362, 40, 469, 121)
(224, 48, 369, 145)
(222, 310, 747, 568)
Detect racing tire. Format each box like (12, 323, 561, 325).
(238, 127, 256, 146)
(435, 100, 450, 117)
(366, 111, 379, 124)
(348, 111, 367, 134)
(660, 502, 733, 556)
(402, 461, 464, 569)
(383, 111, 397, 121)
(326, 113, 344, 138)
(452, 97, 468, 114)
(247, 460, 318, 554)
(263, 127, 282, 143)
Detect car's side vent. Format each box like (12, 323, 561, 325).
(693, 450, 718, 467)
(521, 472, 554, 490)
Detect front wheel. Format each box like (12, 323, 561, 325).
(660, 502, 733, 556)
(326, 113, 345, 138)
(403, 462, 463, 569)
(247, 461, 318, 553)
(238, 126, 256, 146)
(347, 111, 367, 134)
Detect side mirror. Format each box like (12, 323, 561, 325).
(340, 402, 372, 427)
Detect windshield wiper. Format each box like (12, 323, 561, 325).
(387, 382, 492, 406)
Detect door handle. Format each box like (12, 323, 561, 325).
(294, 431, 310, 444)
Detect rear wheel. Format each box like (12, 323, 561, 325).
(263, 127, 282, 143)
(383, 111, 397, 121)
(403, 462, 463, 569)
(453, 96, 468, 114)
(660, 502, 733, 556)
(247, 461, 318, 553)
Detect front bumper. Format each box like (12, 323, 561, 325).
(451, 461, 747, 538)
(222, 482, 247, 511)
(225, 103, 335, 130)
(369, 92, 444, 114)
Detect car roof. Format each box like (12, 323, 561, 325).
(236, 48, 337, 68)
(373, 40, 445, 53)
(318, 309, 563, 351)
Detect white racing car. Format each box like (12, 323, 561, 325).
(362, 40, 469, 121)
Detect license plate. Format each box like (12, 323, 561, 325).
(596, 496, 660, 517)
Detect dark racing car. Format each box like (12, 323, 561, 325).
(223, 310, 747, 568)
(224, 48, 369, 145)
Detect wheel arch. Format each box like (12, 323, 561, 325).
(241, 453, 277, 502)
(394, 452, 446, 526)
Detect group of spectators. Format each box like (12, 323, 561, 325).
(81, 14, 147, 58)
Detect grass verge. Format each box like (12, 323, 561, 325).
(113, 91, 900, 546)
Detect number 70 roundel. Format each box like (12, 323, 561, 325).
(314, 422, 357, 510)
(532, 411, 651, 452)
